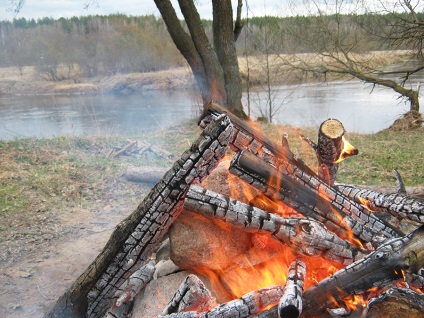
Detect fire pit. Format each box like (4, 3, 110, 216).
(47, 103, 424, 318)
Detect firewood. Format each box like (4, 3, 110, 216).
(161, 285, 285, 318)
(161, 274, 217, 316)
(314, 119, 358, 185)
(229, 150, 403, 247)
(200, 102, 316, 176)
(365, 287, 424, 317)
(336, 184, 424, 223)
(278, 259, 306, 318)
(261, 225, 424, 317)
(201, 103, 402, 245)
(105, 261, 155, 317)
(111, 140, 137, 158)
(151, 144, 176, 160)
(123, 166, 167, 184)
(46, 115, 234, 318)
(184, 185, 367, 264)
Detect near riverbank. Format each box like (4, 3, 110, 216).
(0, 119, 423, 317)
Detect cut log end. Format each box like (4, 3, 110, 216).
(320, 119, 345, 139)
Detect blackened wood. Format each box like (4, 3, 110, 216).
(200, 102, 316, 176)
(254, 225, 424, 318)
(161, 285, 285, 318)
(201, 103, 401, 244)
(336, 184, 424, 223)
(300, 225, 424, 317)
(365, 287, 424, 317)
(161, 274, 217, 315)
(278, 259, 306, 318)
(230, 150, 403, 247)
(105, 262, 155, 318)
(46, 115, 233, 318)
(184, 185, 366, 264)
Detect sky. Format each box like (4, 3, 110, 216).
(0, 0, 288, 21)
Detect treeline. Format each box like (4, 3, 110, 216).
(0, 13, 414, 81)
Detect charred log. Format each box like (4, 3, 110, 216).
(161, 274, 217, 315)
(252, 225, 424, 318)
(336, 184, 424, 223)
(229, 150, 402, 247)
(46, 115, 233, 318)
(184, 185, 367, 264)
(278, 259, 306, 318)
(161, 285, 285, 318)
(365, 287, 424, 317)
(105, 261, 155, 317)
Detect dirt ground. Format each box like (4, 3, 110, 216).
(0, 177, 153, 317)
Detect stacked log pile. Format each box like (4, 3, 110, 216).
(46, 103, 424, 318)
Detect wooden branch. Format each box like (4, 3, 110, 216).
(229, 150, 402, 247)
(254, 225, 424, 318)
(111, 140, 136, 158)
(161, 285, 285, 318)
(278, 259, 306, 318)
(184, 185, 367, 265)
(336, 184, 424, 223)
(161, 274, 217, 315)
(46, 115, 233, 318)
(105, 261, 155, 317)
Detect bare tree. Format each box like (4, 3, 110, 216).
(154, 0, 247, 118)
(282, 0, 422, 124)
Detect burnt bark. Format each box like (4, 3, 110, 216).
(278, 259, 306, 318)
(161, 285, 285, 318)
(184, 185, 367, 264)
(229, 150, 403, 247)
(46, 115, 233, 318)
(336, 184, 424, 223)
(259, 225, 424, 318)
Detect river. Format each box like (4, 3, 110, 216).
(0, 79, 418, 140)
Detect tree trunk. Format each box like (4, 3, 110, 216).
(154, 0, 247, 118)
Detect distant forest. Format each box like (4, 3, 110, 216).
(0, 13, 417, 80)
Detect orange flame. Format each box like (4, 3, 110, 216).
(357, 196, 376, 212)
(335, 136, 358, 163)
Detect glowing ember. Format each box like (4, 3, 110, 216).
(335, 136, 358, 163)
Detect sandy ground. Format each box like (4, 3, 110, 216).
(0, 178, 153, 317)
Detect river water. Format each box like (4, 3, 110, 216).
(0, 79, 418, 140)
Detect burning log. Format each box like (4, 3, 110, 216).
(47, 115, 234, 318)
(336, 184, 424, 223)
(200, 102, 316, 176)
(278, 259, 306, 318)
(202, 103, 402, 245)
(160, 274, 217, 315)
(161, 285, 285, 318)
(229, 150, 403, 247)
(184, 185, 367, 264)
(252, 225, 424, 317)
(300, 119, 358, 185)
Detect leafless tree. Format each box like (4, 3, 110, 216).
(154, 0, 247, 118)
(282, 0, 422, 120)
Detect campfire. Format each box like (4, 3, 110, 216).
(47, 103, 424, 318)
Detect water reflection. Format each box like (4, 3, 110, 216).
(0, 79, 419, 140)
